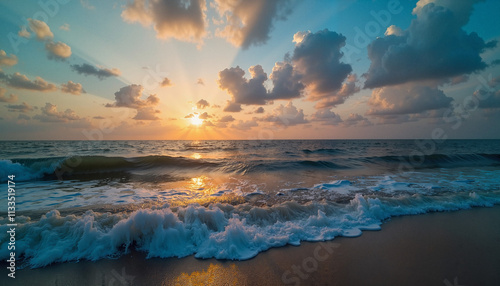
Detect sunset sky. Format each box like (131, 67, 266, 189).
(0, 0, 499, 140)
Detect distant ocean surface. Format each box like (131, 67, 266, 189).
(1, 140, 500, 268)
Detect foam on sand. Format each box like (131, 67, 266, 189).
(2, 191, 499, 268)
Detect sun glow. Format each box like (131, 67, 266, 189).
(190, 115, 203, 126)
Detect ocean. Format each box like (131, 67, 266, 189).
(1, 140, 500, 268)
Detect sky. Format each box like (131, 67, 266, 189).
(0, 0, 499, 140)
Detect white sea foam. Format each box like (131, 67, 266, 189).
(1, 191, 499, 268)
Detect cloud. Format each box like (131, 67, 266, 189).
(106, 84, 161, 120)
(3, 72, 57, 91)
(311, 109, 343, 125)
(18, 26, 30, 38)
(253, 106, 264, 114)
(34, 103, 82, 122)
(0, 87, 17, 103)
(214, 0, 295, 49)
(121, 0, 207, 43)
(218, 65, 268, 105)
(230, 119, 258, 130)
(343, 113, 372, 127)
(106, 84, 159, 108)
(223, 100, 242, 112)
(184, 114, 194, 118)
(315, 74, 359, 109)
(160, 77, 173, 87)
(475, 89, 500, 109)
(18, 114, 31, 120)
(71, 63, 121, 80)
(364, 2, 496, 89)
(60, 81, 85, 95)
(7, 102, 33, 113)
(261, 101, 308, 126)
(449, 74, 470, 85)
(218, 63, 303, 109)
(45, 41, 72, 60)
(291, 29, 356, 108)
(133, 107, 161, 120)
(198, 112, 211, 119)
(367, 84, 453, 116)
(0, 50, 18, 66)
(196, 78, 205, 85)
(218, 115, 235, 122)
(269, 61, 304, 100)
(59, 23, 70, 31)
(196, 99, 209, 109)
(28, 18, 54, 41)
(412, 0, 482, 26)
(384, 25, 402, 36)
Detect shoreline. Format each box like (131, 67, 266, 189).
(3, 205, 500, 285)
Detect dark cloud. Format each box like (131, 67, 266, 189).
(7, 102, 33, 113)
(311, 109, 343, 125)
(364, 2, 496, 88)
(218, 65, 268, 105)
(475, 89, 500, 109)
(60, 81, 85, 95)
(161, 77, 173, 87)
(343, 113, 372, 127)
(449, 74, 470, 85)
(196, 99, 209, 109)
(121, 0, 206, 43)
(199, 112, 211, 119)
(17, 114, 30, 120)
(218, 63, 303, 110)
(269, 61, 304, 100)
(367, 84, 453, 116)
(71, 63, 121, 80)
(218, 115, 235, 122)
(217, 29, 359, 110)
(214, 0, 295, 49)
(196, 78, 205, 85)
(491, 59, 500, 66)
(222, 101, 242, 112)
(106, 84, 161, 120)
(253, 107, 265, 114)
(33, 103, 82, 122)
(3, 72, 57, 91)
(292, 29, 356, 108)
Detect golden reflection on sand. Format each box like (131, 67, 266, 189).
(173, 263, 244, 285)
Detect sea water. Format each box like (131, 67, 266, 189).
(0, 140, 499, 267)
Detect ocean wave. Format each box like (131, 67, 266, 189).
(1, 191, 498, 268)
(2, 153, 500, 182)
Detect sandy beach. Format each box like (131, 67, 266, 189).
(3, 205, 499, 286)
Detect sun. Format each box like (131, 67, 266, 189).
(190, 115, 203, 126)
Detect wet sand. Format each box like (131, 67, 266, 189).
(3, 205, 500, 286)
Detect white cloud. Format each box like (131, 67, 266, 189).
(28, 19, 53, 41)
